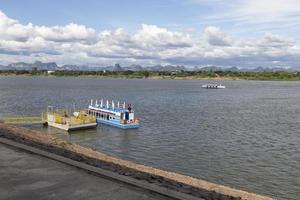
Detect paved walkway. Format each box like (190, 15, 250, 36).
(0, 143, 174, 200)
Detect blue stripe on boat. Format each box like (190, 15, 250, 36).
(96, 118, 140, 129)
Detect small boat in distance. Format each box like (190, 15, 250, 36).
(202, 84, 226, 89)
(87, 99, 140, 129)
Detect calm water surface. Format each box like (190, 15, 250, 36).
(0, 76, 299, 200)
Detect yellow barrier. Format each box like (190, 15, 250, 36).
(69, 115, 96, 125)
(48, 112, 96, 125)
(0, 116, 43, 124)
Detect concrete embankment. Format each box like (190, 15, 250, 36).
(0, 123, 273, 200)
(0, 142, 174, 200)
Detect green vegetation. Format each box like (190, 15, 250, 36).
(1, 69, 300, 81)
(0, 69, 48, 76)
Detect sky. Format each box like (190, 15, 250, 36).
(0, 0, 300, 68)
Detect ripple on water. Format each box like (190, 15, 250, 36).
(1, 77, 300, 200)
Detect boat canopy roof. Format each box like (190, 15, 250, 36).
(88, 105, 132, 114)
(204, 84, 223, 86)
(89, 99, 134, 115)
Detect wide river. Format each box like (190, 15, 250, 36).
(0, 76, 299, 200)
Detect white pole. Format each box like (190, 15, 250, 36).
(106, 100, 109, 108)
(112, 100, 115, 110)
(100, 99, 103, 107)
(95, 99, 98, 106)
(91, 99, 93, 106)
(117, 101, 120, 108)
(123, 102, 126, 109)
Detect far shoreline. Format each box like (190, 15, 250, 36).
(2, 73, 300, 81)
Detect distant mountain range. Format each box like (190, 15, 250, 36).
(0, 61, 297, 72)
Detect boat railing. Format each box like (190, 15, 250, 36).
(47, 110, 96, 125)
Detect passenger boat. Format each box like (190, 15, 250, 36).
(202, 84, 226, 89)
(87, 99, 140, 129)
(45, 106, 97, 131)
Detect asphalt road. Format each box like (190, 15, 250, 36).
(0, 143, 174, 200)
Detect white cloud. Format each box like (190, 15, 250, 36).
(203, 26, 232, 46)
(35, 23, 97, 42)
(259, 33, 296, 48)
(193, 0, 300, 21)
(0, 11, 96, 43)
(235, 0, 300, 18)
(0, 10, 299, 68)
(0, 11, 33, 41)
(193, 0, 300, 35)
(133, 24, 192, 49)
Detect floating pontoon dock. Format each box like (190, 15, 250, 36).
(46, 106, 97, 131)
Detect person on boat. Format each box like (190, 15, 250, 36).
(64, 111, 68, 117)
(128, 104, 132, 112)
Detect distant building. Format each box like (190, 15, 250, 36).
(47, 70, 55, 74)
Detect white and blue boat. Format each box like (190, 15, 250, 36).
(87, 99, 140, 129)
(202, 84, 226, 89)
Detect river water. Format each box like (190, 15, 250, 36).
(0, 76, 299, 200)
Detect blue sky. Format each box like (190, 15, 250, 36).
(0, 0, 299, 68)
(2, 0, 196, 30)
(2, 0, 299, 37)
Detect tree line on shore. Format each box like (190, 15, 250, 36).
(1, 69, 300, 80)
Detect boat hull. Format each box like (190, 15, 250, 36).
(96, 118, 139, 129)
(47, 121, 97, 131)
